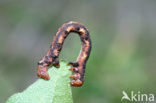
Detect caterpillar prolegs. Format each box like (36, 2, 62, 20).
(37, 21, 91, 87)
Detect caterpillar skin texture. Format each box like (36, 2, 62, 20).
(37, 21, 91, 87)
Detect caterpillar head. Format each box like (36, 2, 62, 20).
(37, 65, 50, 80)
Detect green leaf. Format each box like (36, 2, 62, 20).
(6, 61, 73, 103)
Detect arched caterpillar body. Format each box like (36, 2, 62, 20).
(37, 21, 91, 87)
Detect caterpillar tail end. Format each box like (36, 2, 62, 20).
(70, 80, 83, 87)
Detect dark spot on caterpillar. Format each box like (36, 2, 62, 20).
(53, 60, 59, 65)
(52, 59, 60, 68)
(55, 43, 62, 51)
(73, 62, 79, 67)
(76, 27, 80, 31)
(64, 30, 68, 34)
(38, 62, 43, 65)
(84, 36, 89, 40)
(37, 21, 92, 87)
(44, 60, 52, 66)
(68, 62, 79, 67)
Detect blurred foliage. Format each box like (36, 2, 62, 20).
(0, 0, 156, 103)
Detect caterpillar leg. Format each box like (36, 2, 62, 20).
(52, 58, 60, 68)
(70, 74, 84, 87)
(69, 66, 84, 87)
(67, 62, 79, 67)
(53, 63, 60, 68)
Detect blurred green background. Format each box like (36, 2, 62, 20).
(0, 0, 156, 103)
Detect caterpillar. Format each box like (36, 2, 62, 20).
(37, 21, 92, 87)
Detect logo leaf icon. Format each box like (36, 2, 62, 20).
(121, 91, 131, 101)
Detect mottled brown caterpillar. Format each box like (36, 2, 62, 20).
(37, 21, 91, 87)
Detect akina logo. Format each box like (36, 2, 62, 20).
(121, 91, 155, 102)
